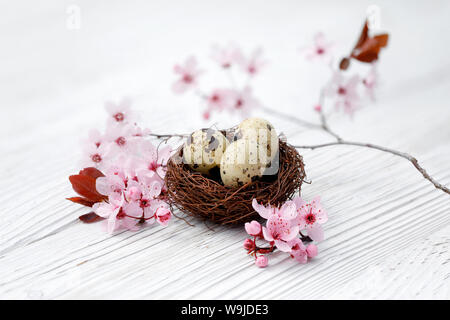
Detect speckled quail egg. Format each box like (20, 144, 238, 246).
(183, 129, 229, 174)
(220, 139, 266, 187)
(235, 118, 279, 165)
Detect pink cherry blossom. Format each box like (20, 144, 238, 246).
(77, 105, 173, 234)
(110, 201, 142, 233)
(81, 143, 109, 168)
(293, 196, 328, 242)
(252, 199, 275, 219)
(255, 255, 268, 268)
(206, 88, 235, 112)
(243, 238, 255, 251)
(237, 47, 267, 76)
(210, 44, 243, 69)
(306, 244, 318, 258)
(96, 173, 126, 196)
(252, 199, 299, 252)
(231, 87, 261, 116)
(289, 238, 308, 263)
(141, 199, 168, 224)
(80, 129, 109, 168)
(126, 186, 142, 202)
(103, 125, 139, 157)
(172, 56, 203, 94)
(129, 124, 151, 137)
(84, 129, 104, 149)
(93, 193, 124, 219)
(135, 141, 172, 189)
(325, 72, 361, 115)
(155, 207, 172, 227)
(263, 214, 300, 252)
(252, 199, 297, 220)
(245, 220, 262, 236)
(105, 98, 135, 126)
(302, 32, 334, 61)
(94, 168, 171, 233)
(245, 197, 326, 267)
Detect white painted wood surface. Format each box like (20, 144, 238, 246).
(1, 0, 450, 299)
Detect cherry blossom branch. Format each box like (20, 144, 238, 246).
(148, 133, 188, 139)
(261, 71, 449, 195)
(293, 140, 450, 195)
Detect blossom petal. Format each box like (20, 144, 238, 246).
(307, 224, 324, 242)
(262, 226, 274, 242)
(107, 213, 119, 234)
(123, 201, 142, 218)
(279, 201, 297, 220)
(94, 203, 112, 218)
(149, 181, 162, 198)
(282, 224, 300, 241)
(95, 177, 110, 196)
(157, 145, 172, 165)
(293, 196, 306, 209)
(252, 199, 272, 219)
(274, 240, 292, 253)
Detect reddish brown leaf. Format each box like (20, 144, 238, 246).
(354, 21, 369, 50)
(79, 212, 104, 223)
(79, 167, 105, 179)
(66, 197, 97, 207)
(346, 19, 389, 66)
(69, 174, 106, 202)
(351, 34, 389, 63)
(373, 34, 389, 47)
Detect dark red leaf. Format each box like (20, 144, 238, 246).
(79, 212, 104, 223)
(354, 21, 369, 50)
(66, 197, 97, 207)
(373, 33, 389, 47)
(346, 19, 389, 65)
(79, 167, 105, 179)
(69, 174, 106, 202)
(351, 34, 389, 63)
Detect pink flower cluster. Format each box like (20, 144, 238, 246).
(244, 196, 327, 268)
(81, 99, 173, 233)
(301, 33, 379, 116)
(172, 44, 266, 120)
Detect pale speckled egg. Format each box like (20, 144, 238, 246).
(183, 129, 229, 174)
(235, 117, 279, 165)
(220, 139, 265, 187)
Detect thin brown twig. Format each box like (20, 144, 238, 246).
(259, 105, 322, 130)
(293, 140, 450, 195)
(259, 104, 342, 141)
(263, 75, 449, 195)
(149, 133, 188, 139)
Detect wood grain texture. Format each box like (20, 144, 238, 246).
(1, 0, 449, 299)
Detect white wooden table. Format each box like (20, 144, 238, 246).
(1, 0, 449, 299)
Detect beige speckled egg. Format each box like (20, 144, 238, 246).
(220, 139, 265, 187)
(235, 117, 279, 165)
(183, 129, 229, 174)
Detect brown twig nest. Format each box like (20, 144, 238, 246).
(165, 140, 306, 225)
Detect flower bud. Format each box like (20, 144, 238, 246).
(255, 255, 268, 268)
(306, 244, 318, 258)
(245, 220, 262, 236)
(243, 238, 255, 251)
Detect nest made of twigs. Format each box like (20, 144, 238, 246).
(165, 140, 306, 225)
